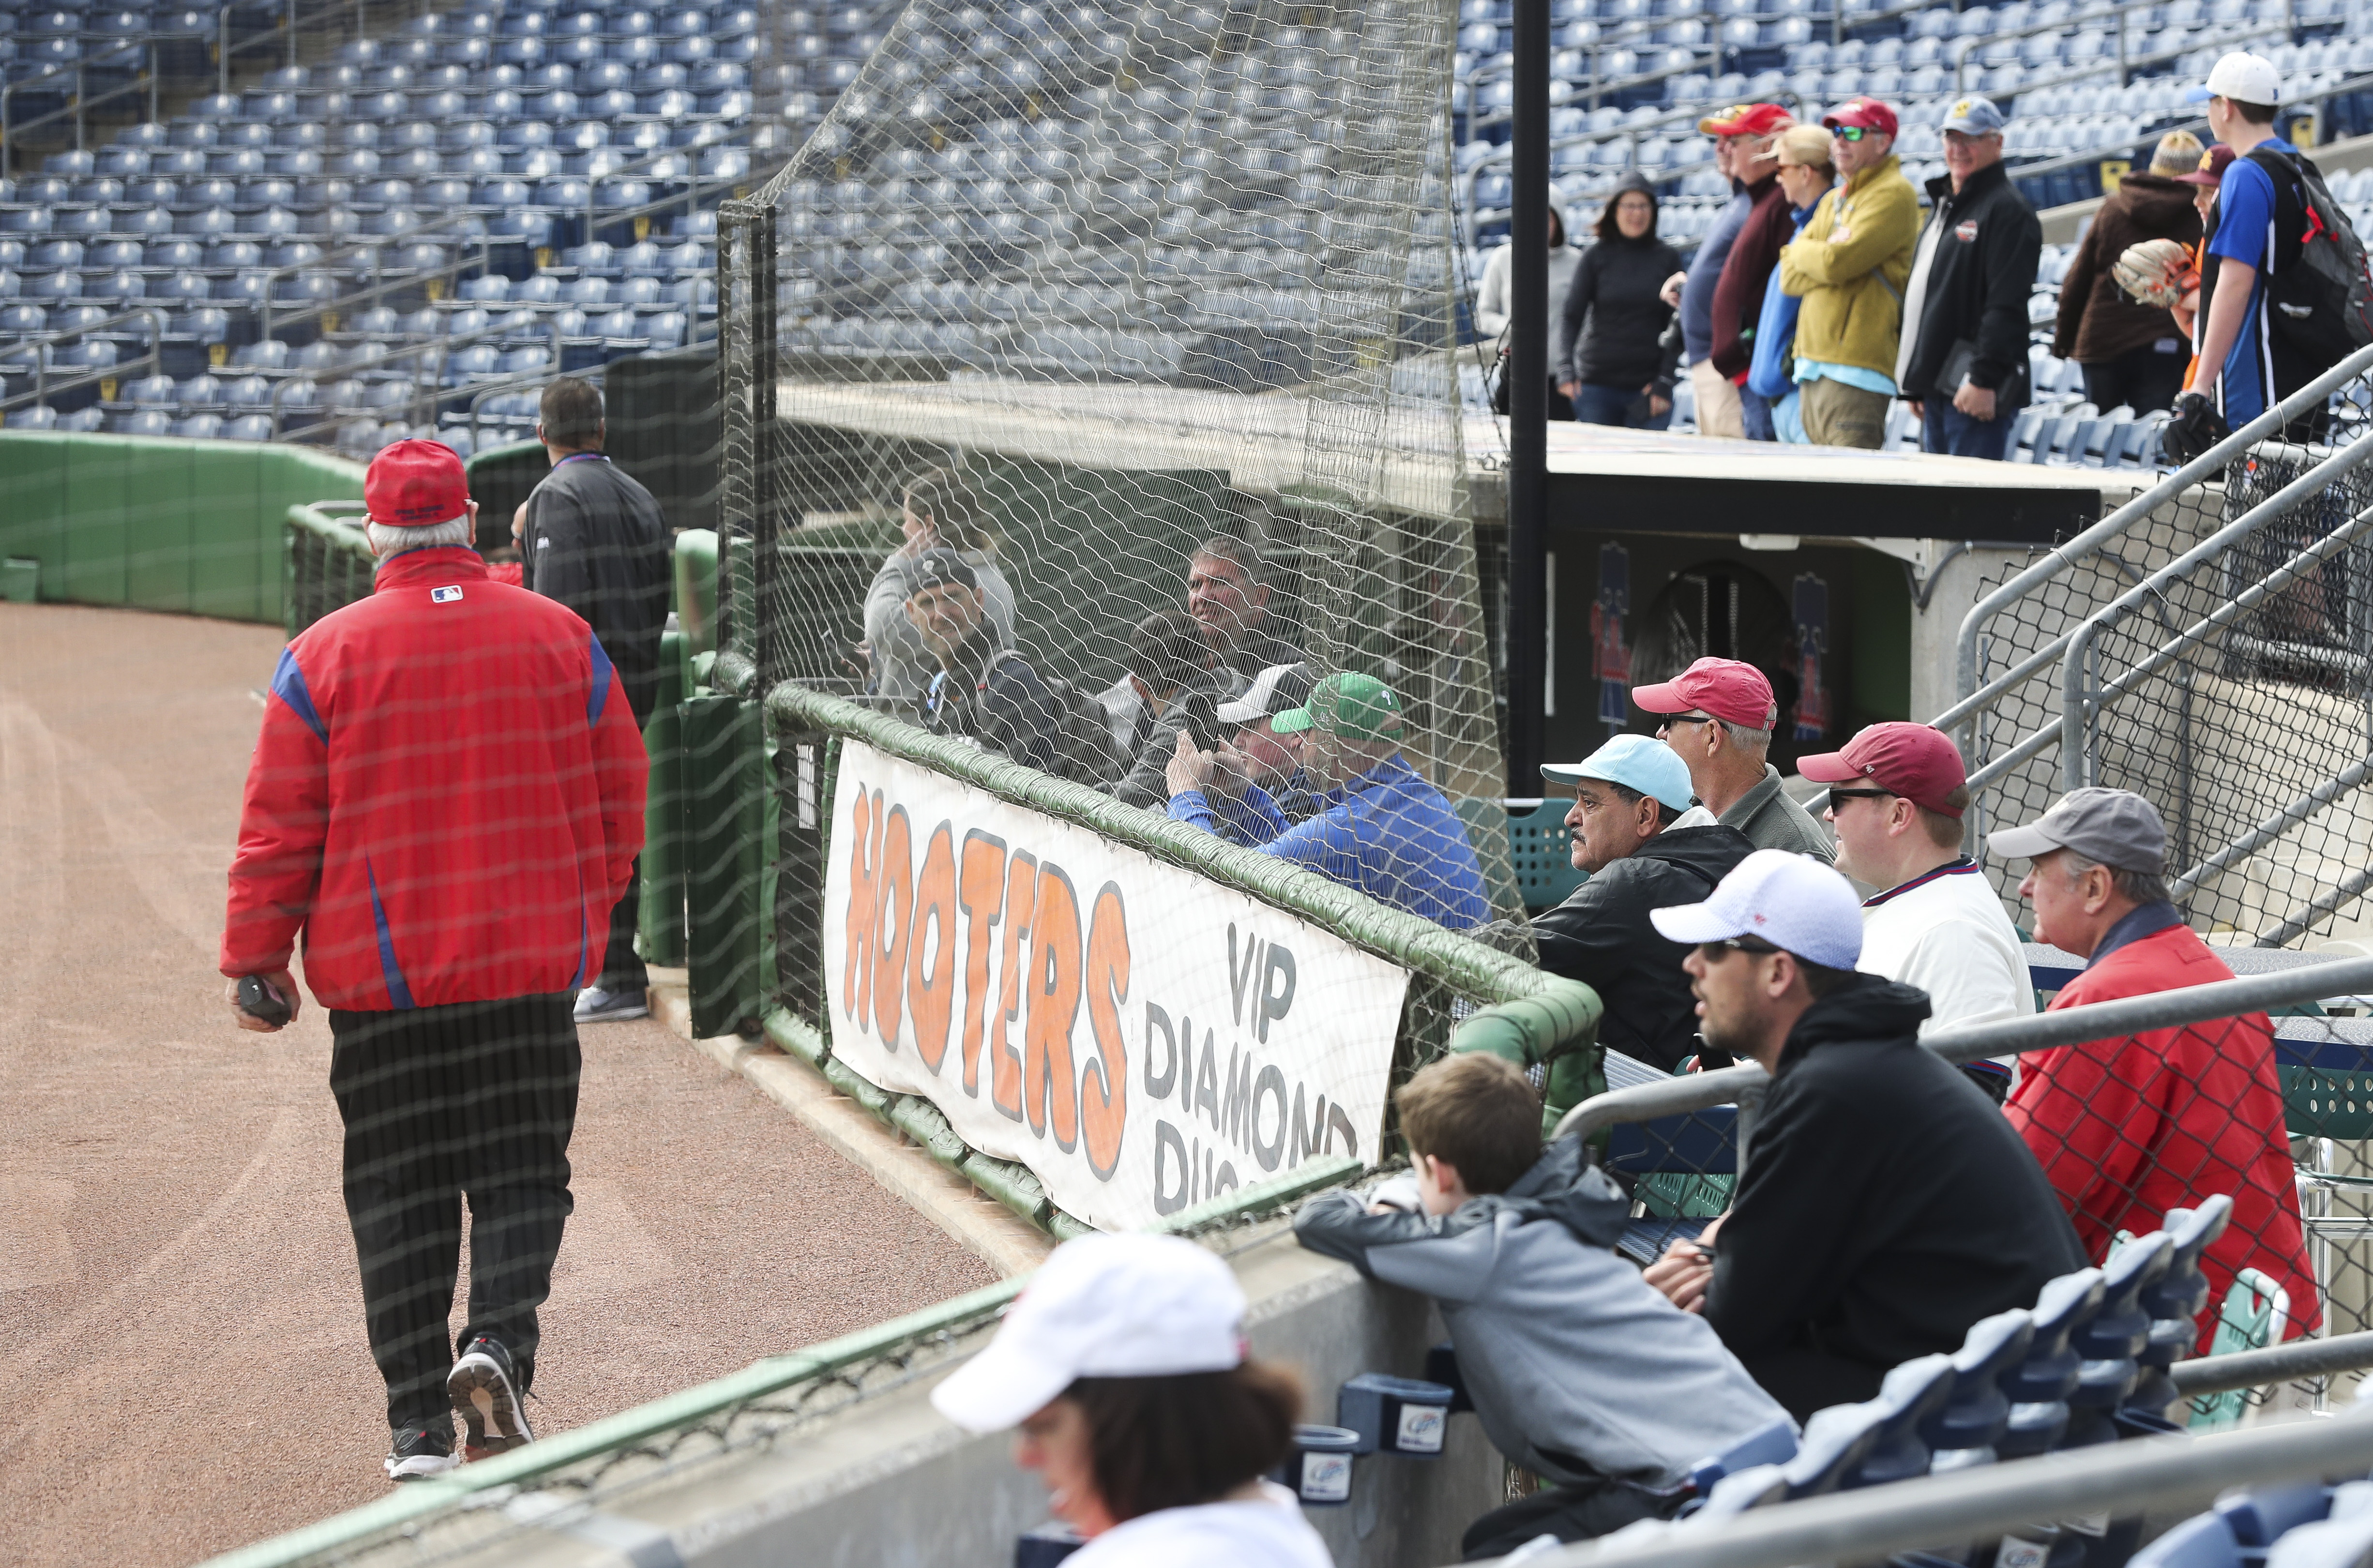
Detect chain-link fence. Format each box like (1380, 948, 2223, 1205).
(1946, 347, 2373, 944)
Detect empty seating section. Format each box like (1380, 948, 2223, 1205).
(0, 0, 763, 453)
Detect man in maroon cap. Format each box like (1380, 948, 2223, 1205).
(1633, 657, 1833, 862)
(1799, 722, 2031, 1099)
(221, 439, 648, 1481)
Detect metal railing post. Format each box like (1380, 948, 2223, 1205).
(287, 0, 296, 68)
(74, 63, 84, 151)
(219, 2, 230, 96)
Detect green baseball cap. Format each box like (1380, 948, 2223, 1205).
(1271, 671, 1406, 742)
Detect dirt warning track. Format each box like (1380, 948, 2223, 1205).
(0, 602, 997, 1568)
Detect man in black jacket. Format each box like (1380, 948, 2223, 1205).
(517, 375, 670, 1024)
(1896, 98, 2042, 461)
(1531, 734, 1755, 1072)
(1642, 849, 2086, 1422)
(910, 549, 1064, 774)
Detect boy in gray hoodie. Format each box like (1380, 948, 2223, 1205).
(1295, 1054, 1790, 1559)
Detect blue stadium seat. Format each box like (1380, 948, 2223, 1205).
(1996, 1268, 2103, 1458)
(177, 373, 224, 408)
(2134, 1515, 2245, 1568)
(2219, 1482, 2334, 1564)
(224, 413, 274, 440)
(172, 412, 224, 437)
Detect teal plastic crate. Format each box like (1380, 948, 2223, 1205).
(1505, 798, 1587, 912)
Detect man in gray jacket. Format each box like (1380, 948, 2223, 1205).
(1297, 1053, 1791, 1557)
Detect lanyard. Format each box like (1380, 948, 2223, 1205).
(556, 452, 609, 466)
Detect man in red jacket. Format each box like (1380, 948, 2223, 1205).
(1992, 788, 2315, 1341)
(220, 440, 648, 1480)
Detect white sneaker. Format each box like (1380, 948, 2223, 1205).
(573, 986, 649, 1023)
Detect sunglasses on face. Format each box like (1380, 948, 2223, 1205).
(1826, 786, 1895, 814)
(1697, 936, 1781, 963)
(1662, 713, 1717, 729)
(1833, 125, 1873, 141)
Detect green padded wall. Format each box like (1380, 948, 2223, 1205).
(0, 434, 367, 625)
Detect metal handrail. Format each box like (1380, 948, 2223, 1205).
(0, 304, 166, 414)
(0, 42, 160, 178)
(265, 304, 564, 436)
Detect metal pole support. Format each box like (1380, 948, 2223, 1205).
(1506, 0, 1551, 793)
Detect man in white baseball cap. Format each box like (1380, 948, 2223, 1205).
(1638, 851, 2085, 1422)
(930, 1234, 1330, 1567)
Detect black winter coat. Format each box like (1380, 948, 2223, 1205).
(1703, 975, 2087, 1423)
(1531, 824, 1755, 1072)
(1559, 233, 1685, 393)
(1900, 161, 2044, 404)
(522, 453, 671, 724)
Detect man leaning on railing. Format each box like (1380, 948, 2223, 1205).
(1990, 786, 2319, 1340)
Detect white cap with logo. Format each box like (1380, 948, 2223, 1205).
(2188, 51, 2282, 106)
(1648, 848, 1866, 970)
(930, 1233, 1249, 1433)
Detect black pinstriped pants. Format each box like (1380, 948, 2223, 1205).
(328, 995, 579, 1432)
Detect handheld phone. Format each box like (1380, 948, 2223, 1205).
(238, 974, 292, 1026)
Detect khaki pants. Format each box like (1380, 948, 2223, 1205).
(1799, 374, 1892, 449)
(1691, 359, 1743, 439)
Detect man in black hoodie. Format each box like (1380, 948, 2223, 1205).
(1643, 850, 2086, 1422)
(1896, 97, 2042, 460)
(909, 549, 1063, 774)
(1531, 734, 1755, 1072)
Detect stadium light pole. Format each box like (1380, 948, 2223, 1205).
(1504, 0, 1551, 793)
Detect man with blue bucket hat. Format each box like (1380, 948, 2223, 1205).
(1531, 734, 1756, 1071)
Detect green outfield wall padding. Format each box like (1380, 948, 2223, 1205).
(0, 433, 365, 624)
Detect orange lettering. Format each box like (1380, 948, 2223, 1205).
(1024, 866, 1083, 1150)
(1080, 881, 1130, 1179)
(842, 787, 879, 1025)
(991, 852, 1038, 1123)
(956, 831, 1008, 1096)
(908, 823, 958, 1072)
(872, 805, 913, 1047)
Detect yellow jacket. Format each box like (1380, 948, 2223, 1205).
(1778, 153, 1921, 383)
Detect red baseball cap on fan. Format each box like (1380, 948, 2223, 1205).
(1697, 102, 1793, 137)
(1822, 97, 1899, 137)
(365, 438, 471, 528)
(1631, 657, 1778, 730)
(1798, 722, 1969, 817)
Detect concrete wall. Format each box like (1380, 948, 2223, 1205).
(438, 1223, 1504, 1568)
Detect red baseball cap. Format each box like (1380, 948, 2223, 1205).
(1797, 722, 1968, 817)
(365, 438, 471, 528)
(1822, 97, 1899, 137)
(1631, 657, 1778, 731)
(1697, 102, 1793, 137)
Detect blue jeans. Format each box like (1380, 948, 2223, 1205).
(1739, 385, 1774, 442)
(1922, 397, 2015, 461)
(1572, 383, 1674, 431)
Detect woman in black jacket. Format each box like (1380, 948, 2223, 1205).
(1556, 172, 1685, 428)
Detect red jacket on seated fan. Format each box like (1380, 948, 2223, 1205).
(2005, 921, 2318, 1340)
(221, 545, 648, 1010)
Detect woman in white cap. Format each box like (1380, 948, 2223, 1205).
(931, 1233, 1330, 1566)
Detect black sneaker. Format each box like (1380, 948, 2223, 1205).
(448, 1336, 536, 1459)
(385, 1421, 459, 1481)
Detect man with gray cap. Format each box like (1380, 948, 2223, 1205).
(1898, 96, 2041, 460)
(1641, 849, 2085, 1420)
(1531, 734, 1755, 1072)
(1991, 788, 2317, 1338)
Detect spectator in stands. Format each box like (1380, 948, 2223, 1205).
(1798, 723, 2030, 1100)
(1531, 735, 1756, 1072)
(2052, 131, 2206, 415)
(1165, 672, 1490, 930)
(1108, 610, 1224, 809)
(2172, 146, 2239, 360)
(1216, 660, 1319, 828)
(1640, 852, 2087, 1421)
(1897, 98, 2042, 461)
(1476, 204, 1581, 421)
(1558, 174, 1685, 430)
(222, 440, 647, 1481)
(1990, 787, 2319, 1338)
(514, 376, 671, 1025)
(1778, 99, 1920, 450)
(929, 1234, 1328, 1568)
(1704, 103, 1797, 442)
(862, 467, 1019, 704)
(1663, 114, 1766, 439)
(909, 549, 1063, 775)
(1749, 126, 1839, 444)
(1185, 533, 1302, 689)
(1633, 657, 1834, 862)
(1297, 1054, 1790, 1556)
(2179, 53, 2314, 440)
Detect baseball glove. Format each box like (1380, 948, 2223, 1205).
(2112, 237, 2195, 310)
(2161, 390, 2231, 466)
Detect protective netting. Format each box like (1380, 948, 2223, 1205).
(716, 0, 1526, 950)
(1958, 376, 2373, 945)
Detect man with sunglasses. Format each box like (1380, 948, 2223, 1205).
(1798, 722, 2031, 1101)
(1633, 657, 1834, 863)
(1777, 99, 1920, 450)
(1640, 850, 2084, 1421)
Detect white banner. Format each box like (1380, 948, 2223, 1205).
(821, 740, 1411, 1233)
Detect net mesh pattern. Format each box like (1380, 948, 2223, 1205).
(1959, 407, 2373, 946)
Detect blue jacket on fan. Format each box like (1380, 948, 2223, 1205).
(1749, 198, 1823, 401)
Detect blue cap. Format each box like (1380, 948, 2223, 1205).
(1940, 95, 2006, 135)
(1542, 733, 1695, 813)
